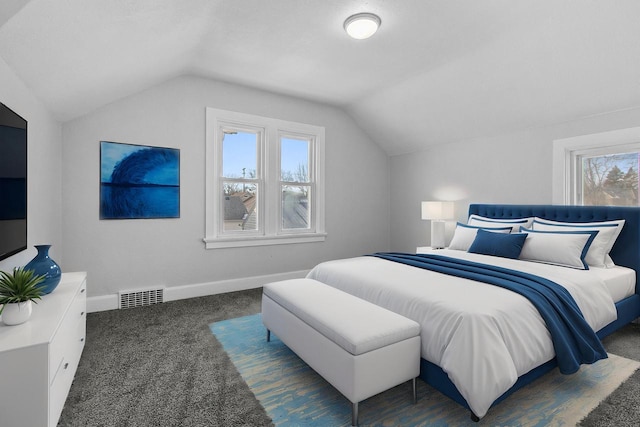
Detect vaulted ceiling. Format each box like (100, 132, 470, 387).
(1, 0, 639, 155)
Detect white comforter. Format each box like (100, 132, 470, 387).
(306, 250, 617, 418)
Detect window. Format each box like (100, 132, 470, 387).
(204, 108, 325, 248)
(575, 150, 639, 206)
(280, 135, 312, 231)
(553, 127, 640, 206)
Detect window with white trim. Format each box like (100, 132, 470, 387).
(204, 108, 325, 248)
(553, 127, 640, 206)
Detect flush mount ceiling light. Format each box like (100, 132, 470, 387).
(344, 13, 381, 39)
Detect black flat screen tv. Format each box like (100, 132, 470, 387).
(0, 102, 27, 261)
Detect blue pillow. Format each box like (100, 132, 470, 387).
(468, 229, 528, 259)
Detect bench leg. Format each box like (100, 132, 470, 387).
(352, 402, 358, 426)
(266, 329, 271, 342)
(412, 377, 417, 404)
(350, 378, 414, 427)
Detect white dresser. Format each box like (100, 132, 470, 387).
(0, 272, 87, 427)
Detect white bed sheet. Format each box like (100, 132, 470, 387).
(306, 250, 618, 418)
(590, 265, 636, 303)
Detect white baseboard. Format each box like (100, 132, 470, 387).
(87, 294, 118, 313)
(87, 269, 308, 313)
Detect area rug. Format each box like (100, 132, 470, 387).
(210, 314, 640, 426)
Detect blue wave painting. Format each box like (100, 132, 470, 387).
(100, 141, 180, 219)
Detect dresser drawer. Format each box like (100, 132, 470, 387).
(50, 318, 86, 426)
(50, 355, 74, 425)
(49, 281, 87, 385)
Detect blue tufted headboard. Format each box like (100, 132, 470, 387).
(469, 204, 640, 292)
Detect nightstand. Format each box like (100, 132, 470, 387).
(417, 246, 448, 253)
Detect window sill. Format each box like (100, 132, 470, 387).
(203, 233, 327, 249)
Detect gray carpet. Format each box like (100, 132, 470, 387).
(579, 322, 640, 426)
(59, 288, 273, 427)
(59, 288, 640, 426)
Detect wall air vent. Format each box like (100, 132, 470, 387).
(119, 288, 164, 309)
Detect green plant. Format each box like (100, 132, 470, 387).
(0, 267, 45, 314)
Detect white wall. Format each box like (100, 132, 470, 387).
(62, 75, 390, 301)
(0, 55, 62, 272)
(390, 107, 640, 253)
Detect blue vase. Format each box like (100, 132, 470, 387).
(25, 245, 61, 294)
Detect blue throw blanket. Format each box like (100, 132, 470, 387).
(369, 252, 607, 374)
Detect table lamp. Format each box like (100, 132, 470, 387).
(421, 201, 454, 249)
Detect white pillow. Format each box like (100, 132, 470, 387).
(468, 214, 533, 233)
(448, 223, 512, 251)
(532, 217, 625, 268)
(519, 228, 599, 270)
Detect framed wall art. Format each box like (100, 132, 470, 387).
(100, 141, 180, 219)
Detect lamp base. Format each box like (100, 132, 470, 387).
(430, 221, 446, 249)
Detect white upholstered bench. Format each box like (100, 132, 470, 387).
(261, 278, 421, 426)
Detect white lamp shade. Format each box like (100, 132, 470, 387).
(421, 201, 454, 220)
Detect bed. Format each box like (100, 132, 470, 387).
(306, 204, 640, 419)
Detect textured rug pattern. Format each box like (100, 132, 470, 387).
(211, 314, 640, 427)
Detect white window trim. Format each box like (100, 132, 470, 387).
(204, 108, 326, 249)
(552, 126, 640, 204)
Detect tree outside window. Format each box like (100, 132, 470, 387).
(580, 153, 639, 206)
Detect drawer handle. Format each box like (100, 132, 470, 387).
(80, 338, 85, 343)
(80, 311, 85, 316)
(81, 288, 86, 293)
(64, 363, 69, 370)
